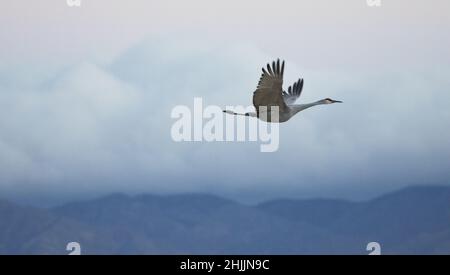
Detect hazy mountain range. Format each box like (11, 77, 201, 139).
(0, 185, 449, 255)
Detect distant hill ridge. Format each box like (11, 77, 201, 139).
(0, 185, 449, 254)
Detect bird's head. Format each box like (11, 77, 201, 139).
(321, 98, 343, 104)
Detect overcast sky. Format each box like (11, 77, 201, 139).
(1, 0, 449, 205)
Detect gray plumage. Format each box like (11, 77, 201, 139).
(225, 59, 342, 122)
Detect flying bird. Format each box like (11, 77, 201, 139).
(224, 59, 342, 122)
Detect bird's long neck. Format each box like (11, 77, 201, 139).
(290, 100, 325, 115)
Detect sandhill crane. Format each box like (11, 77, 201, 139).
(224, 59, 342, 122)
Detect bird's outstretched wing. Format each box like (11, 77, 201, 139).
(282, 78, 304, 106)
(253, 59, 288, 115)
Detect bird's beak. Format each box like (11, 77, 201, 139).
(332, 100, 343, 103)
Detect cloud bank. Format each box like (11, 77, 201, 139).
(0, 37, 449, 204)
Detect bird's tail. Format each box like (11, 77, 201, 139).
(223, 110, 256, 117)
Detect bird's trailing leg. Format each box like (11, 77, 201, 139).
(223, 110, 257, 117)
